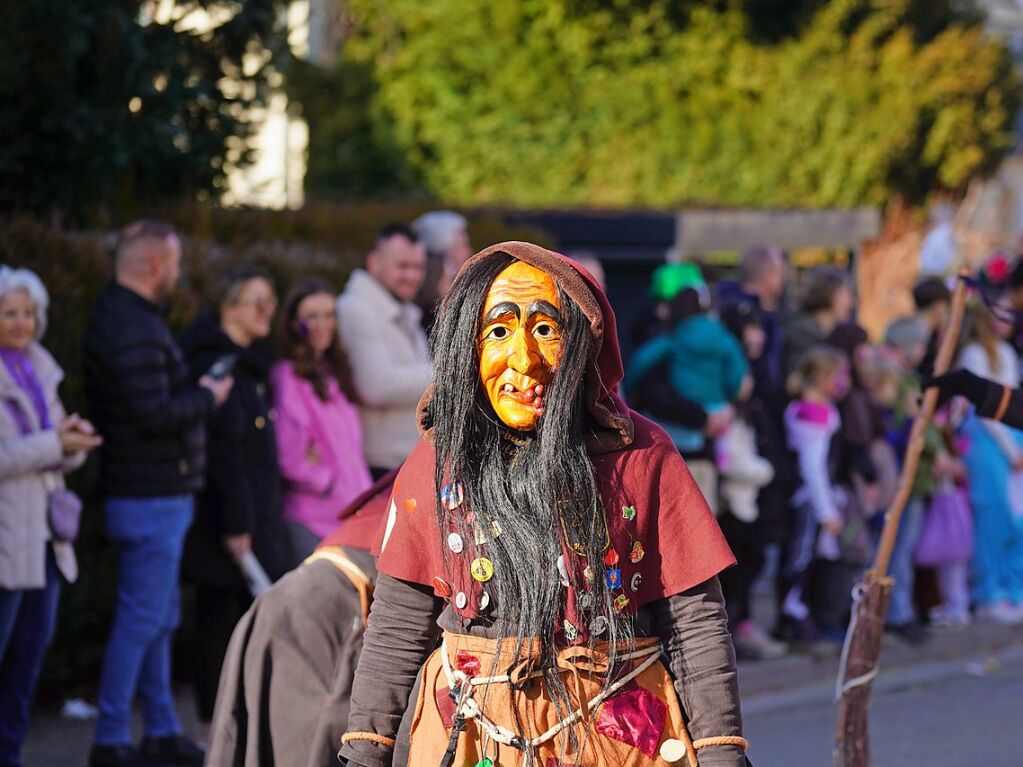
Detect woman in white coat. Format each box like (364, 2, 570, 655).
(0, 268, 100, 767)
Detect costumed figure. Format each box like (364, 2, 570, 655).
(340, 243, 749, 767)
(206, 473, 394, 767)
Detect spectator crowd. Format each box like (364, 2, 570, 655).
(1, 219, 1022, 767)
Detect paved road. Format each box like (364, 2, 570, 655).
(744, 651, 1023, 767)
(25, 634, 1023, 766)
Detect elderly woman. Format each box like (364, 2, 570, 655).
(0, 267, 101, 767)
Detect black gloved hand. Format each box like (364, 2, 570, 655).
(921, 369, 995, 413)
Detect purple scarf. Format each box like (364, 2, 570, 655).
(1, 347, 51, 435)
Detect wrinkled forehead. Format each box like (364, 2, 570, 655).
(482, 260, 560, 317)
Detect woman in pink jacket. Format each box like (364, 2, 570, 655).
(273, 280, 372, 558)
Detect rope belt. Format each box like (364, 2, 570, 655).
(439, 637, 662, 750)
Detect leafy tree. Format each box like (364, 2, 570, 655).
(0, 0, 287, 222)
(308, 0, 1016, 208)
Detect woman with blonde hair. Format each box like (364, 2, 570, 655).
(0, 267, 100, 765)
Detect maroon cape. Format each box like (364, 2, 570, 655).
(319, 469, 397, 552)
(371, 242, 735, 637)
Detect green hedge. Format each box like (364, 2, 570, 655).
(306, 0, 1019, 208)
(0, 206, 547, 701)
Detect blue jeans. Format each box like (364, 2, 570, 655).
(0, 548, 61, 766)
(95, 496, 193, 747)
(887, 497, 924, 626)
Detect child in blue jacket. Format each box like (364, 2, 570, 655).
(626, 263, 749, 453)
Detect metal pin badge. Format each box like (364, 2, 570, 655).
(454, 591, 468, 609)
(630, 572, 643, 592)
(589, 615, 609, 635)
(563, 619, 579, 641)
(622, 505, 637, 521)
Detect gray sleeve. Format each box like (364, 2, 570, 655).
(340, 573, 443, 767)
(648, 577, 747, 767)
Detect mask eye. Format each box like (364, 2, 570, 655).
(485, 325, 510, 341)
(534, 322, 557, 339)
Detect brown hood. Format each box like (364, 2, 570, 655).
(417, 241, 634, 454)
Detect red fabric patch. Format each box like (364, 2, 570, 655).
(456, 650, 481, 678)
(435, 686, 455, 728)
(594, 684, 667, 757)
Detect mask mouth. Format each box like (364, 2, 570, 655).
(499, 380, 543, 404)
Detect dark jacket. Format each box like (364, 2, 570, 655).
(782, 312, 826, 378)
(717, 280, 787, 413)
(179, 313, 293, 589)
(83, 282, 213, 498)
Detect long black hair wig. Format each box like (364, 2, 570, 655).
(423, 252, 634, 752)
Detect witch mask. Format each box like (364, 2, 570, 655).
(478, 261, 563, 431)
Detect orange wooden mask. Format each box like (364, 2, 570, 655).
(478, 261, 563, 431)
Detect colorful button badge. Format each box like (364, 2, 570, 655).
(622, 505, 637, 521)
(432, 577, 452, 598)
(440, 482, 464, 510)
(447, 532, 464, 554)
(470, 557, 494, 583)
(630, 540, 645, 564)
(605, 567, 622, 590)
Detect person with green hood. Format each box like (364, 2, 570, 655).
(624, 263, 750, 512)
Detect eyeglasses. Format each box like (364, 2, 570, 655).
(236, 297, 278, 313)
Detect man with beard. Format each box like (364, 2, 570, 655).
(340, 243, 748, 767)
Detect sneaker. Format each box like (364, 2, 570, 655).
(930, 607, 971, 630)
(976, 601, 1023, 626)
(138, 735, 205, 767)
(88, 744, 139, 767)
(734, 619, 788, 660)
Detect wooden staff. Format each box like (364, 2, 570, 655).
(835, 270, 969, 767)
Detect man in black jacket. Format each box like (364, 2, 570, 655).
(83, 221, 232, 767)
